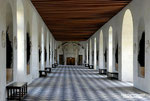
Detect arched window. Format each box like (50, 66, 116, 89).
(17, 0, 25, 73)
(99, 30, 104, 69)
(122, 9, 133, 82)
(108, 26, 113, 72)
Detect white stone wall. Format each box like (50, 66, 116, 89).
(0, 0, 56, 100)
(88, 0, 150, 94)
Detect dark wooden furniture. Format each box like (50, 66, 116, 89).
(67, 57, 75, 65)
(6, 82, 27, 101)
(39, 70, 48, 77)
(55, 63, 58, 66)
(99, 69, 107, 75)
(59, 55, 64, 65)
(52, 64, 56, 68)
(85, 64, 89, 67)
(89, 65, 94, 69)
(107, 72, 118, 80)
(45, 67, 51, 73)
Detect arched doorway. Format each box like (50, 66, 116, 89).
(108, 26, 113, 72)
(6, 3, 13, 84)
(57, 42, 84, 65)
(121, 9, 133, 82)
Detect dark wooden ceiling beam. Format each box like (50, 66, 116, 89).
(31, 0, 132, 41)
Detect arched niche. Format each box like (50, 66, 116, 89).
(138, 18, 145, 78)
(115, 39, 118, 71)
(104, 48, 107, 67)
(108, 26, 113, 72)
(39, 47, 41, 65)
(49, 43, 51, 61)
(26, 22, 31, 75)
(121, 9, 133, 82)
(45, 47, 47, 62)
(54, 49, 57, 63)
(99, 30, 104, 69)
(6, 3, 13, 84)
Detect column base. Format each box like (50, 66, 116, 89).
(107, 72, 118, 80)
(99, 69, 107, 75)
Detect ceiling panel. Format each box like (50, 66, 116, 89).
(31, 0, 132, 41)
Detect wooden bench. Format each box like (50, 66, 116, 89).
(85, 64, 89, 67)
(39, 70, 48, 77)
(55, 63, 58, 66)
(107, 72, 118, 80)
(45, 67, 51, 73)
(6, 82, 27, 101)
(52, 64, 56, 68)
(89, 65, 94, 69)
(99, 69, 107, 75)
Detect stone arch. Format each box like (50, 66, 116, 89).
(57, 42, 84, 65)
(57, 42, 84, 49)
(108, 26, 113, 72)
(6, 2, 14, 84)
(121, 9, 133, 82)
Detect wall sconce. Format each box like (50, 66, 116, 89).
(146, 40, 150, 53)
(118, 46, 121, 54)
(38, 45, 41, 49)
(14, 36, 17, 50)
(113, 47, 115, 53)
(134, 43, 136, 53)
(1, 31, 6, 48)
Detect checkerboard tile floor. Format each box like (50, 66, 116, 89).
(24, 65, 150, 101)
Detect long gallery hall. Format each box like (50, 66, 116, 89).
(1, 0, 150, 101)
(24, 66, 150, 101)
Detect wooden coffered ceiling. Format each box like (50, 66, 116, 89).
(31, 0, 132, 41)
